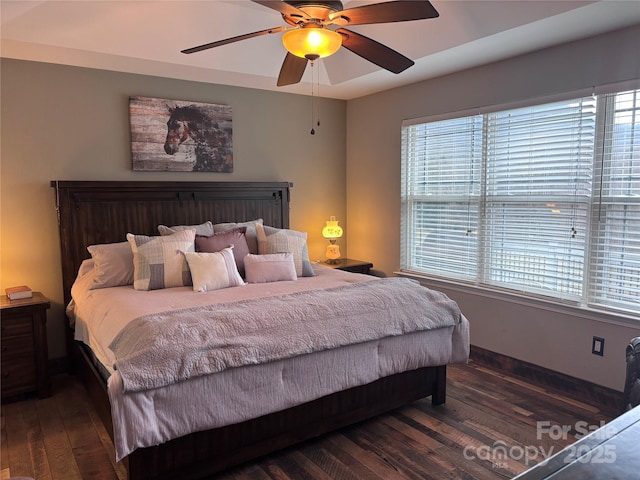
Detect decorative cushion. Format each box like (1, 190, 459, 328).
(158, 221, 214, 237)
(127, 229, 195, 291)
(214, 219, 263, 254)
(86, 241, 134, 289)
(183, 247, 245, 292)
(195, 227, 250, 277)
(244, 253, 297, 283)
(256, 224, 315, 277)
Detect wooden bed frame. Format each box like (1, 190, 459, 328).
(52, 180, 447, 480)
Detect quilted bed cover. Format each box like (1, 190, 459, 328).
(69, 263, 470, 460)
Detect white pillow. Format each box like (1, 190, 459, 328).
(184, 247, 245, 292)
(244, 253, 297, 283)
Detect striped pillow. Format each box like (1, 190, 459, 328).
(127, 229, 195, 290)
(256, 224, 315, 277)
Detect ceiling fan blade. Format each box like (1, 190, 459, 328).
(329, 1, 438, 26)
(181, 26, 287, 54)
(252, 0, 310, 20)
(277, 53, 308, 86)
(336, 28, 414, 74)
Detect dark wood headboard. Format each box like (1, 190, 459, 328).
(51, 181, 292, 305)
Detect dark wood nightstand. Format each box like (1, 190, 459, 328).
(1, 292, 51, 400)
(324, 258, 374, 275)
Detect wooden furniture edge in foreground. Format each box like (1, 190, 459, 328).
(512, 405, 640, 479)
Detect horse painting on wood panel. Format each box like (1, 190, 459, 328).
(130, 96, 233, 172)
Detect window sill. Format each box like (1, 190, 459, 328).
(395, 270, 639, 328)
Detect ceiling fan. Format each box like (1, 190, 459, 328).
(181, 0, 439, 86)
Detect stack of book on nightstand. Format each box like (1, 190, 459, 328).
(5, 285, 33, 300)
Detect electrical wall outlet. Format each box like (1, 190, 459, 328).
(592, 336, 605, 356)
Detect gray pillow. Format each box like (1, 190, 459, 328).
(158, 221, 214, 237)
(86, 241, 134, 289)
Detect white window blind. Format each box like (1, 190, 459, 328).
(483, 98, 596, 298)
(401, 116, 482, 281)
(401, 89, 640, 319)
(588, 90, 640, 314)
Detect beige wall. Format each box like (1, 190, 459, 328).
(346, 24, 640, 391)
(0, 59, 347, 360)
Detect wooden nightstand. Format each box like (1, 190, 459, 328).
(324, 258, 374, 275)
(1, 292, 51, 400)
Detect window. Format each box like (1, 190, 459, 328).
(401, 89, 640, 319)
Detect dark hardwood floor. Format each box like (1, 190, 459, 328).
(1, 360, 619, 480)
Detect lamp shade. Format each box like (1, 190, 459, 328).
(282, 26, 342, 60)
(322, 216, 343, 239)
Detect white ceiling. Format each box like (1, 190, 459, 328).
(2, 0, 640, 100)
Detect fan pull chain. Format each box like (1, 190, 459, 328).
(310, 61, 316, 135)
(316, 66, 321, 130)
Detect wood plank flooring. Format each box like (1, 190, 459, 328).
(1, 360, 618, 480)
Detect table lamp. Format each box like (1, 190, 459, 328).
(322, 216, 343, 264)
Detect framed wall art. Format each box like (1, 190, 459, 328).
(129, 96, 233, 172)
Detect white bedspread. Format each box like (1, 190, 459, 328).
(69, 261, 379, 372)
(69, 263, 470, 461)
(110, 278, 463, 392)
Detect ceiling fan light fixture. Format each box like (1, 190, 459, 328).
(182, 0, 440, 86)
(282, 26, 342, 60)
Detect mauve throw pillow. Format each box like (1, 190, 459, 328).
(244, 253, 298, 283)
(213, 219, 263, 254)
(195, 227, 250, 277)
